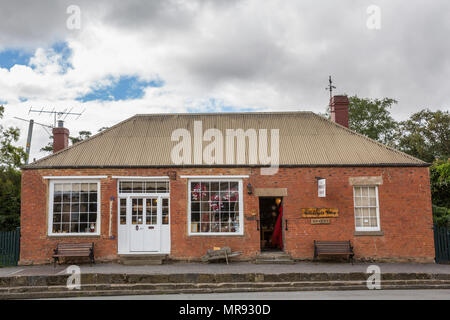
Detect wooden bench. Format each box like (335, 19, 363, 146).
(53, 242, 95, 267)
(313, 240, 354, 263)
(201, 247, 242, 264)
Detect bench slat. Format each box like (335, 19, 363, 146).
(53, 242, 95, 266)
(314, 240, 354, 262)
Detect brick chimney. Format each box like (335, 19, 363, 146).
(52, 120, 69, 153)
(330, 95, 349, 128)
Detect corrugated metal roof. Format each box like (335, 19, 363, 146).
(25, 112, 427, 168)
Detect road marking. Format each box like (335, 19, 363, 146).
(57, 268, 68, 275)
(7, 269, 24, 276)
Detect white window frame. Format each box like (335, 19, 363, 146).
(353, 185, 381, 232)
(188, 178, 244, 236)
(48, 179, 101, 236)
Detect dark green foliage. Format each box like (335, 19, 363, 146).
(397, 109, 450, 163)
(0, 105, 25, 231)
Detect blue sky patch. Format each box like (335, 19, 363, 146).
(51, 41, 73, 73)
(76, 75, 164, 102)
(0, 49, 33, 69)
(186, 98, 254, 113)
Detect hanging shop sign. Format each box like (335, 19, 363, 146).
(301, 208, 339, 218)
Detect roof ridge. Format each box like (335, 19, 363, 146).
(309, 112, 427, 164)
(134, 111, 315, 117)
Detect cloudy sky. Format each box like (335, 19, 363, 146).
(0, 0, 449, 161)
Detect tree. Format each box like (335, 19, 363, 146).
(347, 96, 399, 146)
(0, 105, 26, 231)
(430, 159, 450, 208)
(0, 106, 27, 167)
(397, 109, 450, 163)
(70, 130, 92, 144)
(323, 96, 399, 146)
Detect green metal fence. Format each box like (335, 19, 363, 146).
(0, 228, 20, 266)
(434, 224, 450, 264)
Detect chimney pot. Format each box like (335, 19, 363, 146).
(52, 123, 69, 153)
(330, 95, 349, 128)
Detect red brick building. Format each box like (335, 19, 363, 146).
(19, 96, 435, 264)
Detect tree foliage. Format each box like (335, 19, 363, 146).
(397, 109, 450, 163)
(0, 105, 25, 231)
(347, 96, 399, 146)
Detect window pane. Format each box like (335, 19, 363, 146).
(133, 181, 144, 193)
(71, 192, 80, 203)
(80, 192, 89, 202)
(156, 181, 168, 193)
(90, 192, 97, 202)
(361, 197, 369, 206)
(368, 186, 376, 197)
(62, 191, 71, 202)
(145, 181, 156, 193)
(191, 212, 200, 222)
(120, 182, 132, 193)
(53, 223, 62, 233)
(120, 199, 127, 225)
(362, 187, 369, 196)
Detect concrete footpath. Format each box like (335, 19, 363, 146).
(1, 261, 450, 277)
(1, 262, 450, 299)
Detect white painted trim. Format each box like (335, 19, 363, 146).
(112, 176, 170, 180)
(43, 176, 107, 180)
(180, 175, 249, 179)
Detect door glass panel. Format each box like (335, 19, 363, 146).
(146, 198, 157, 225)
(132, 198, 143, 225)
(162, 198, 169, 225)
(119, 198, 127, 224)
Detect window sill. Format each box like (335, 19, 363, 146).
(354, 231, 384, 236)
(47, 233, 101, 237)
(188, 233, 245, 237)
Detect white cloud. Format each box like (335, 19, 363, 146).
(0, 0, 449, 162)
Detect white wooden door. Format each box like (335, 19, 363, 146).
(130, 197, 160, 252)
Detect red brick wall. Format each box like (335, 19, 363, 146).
(20, 166, 435, 264)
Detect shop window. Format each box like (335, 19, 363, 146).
(189, 180, 243, 235)
(49, 180, 100, 235)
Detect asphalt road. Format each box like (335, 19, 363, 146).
(43, 289, 450, 300)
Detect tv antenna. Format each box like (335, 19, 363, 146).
(28, 107, 85, 127)
(13, 117, 53, 164)
(325, 75, 336, 100)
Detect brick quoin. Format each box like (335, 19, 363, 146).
(19, 166, 435, 265)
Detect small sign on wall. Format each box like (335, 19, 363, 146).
(301, 208, 339, 218)
(311, 218, 331, 225)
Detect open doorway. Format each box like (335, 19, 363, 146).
(259, 197, 283, 251)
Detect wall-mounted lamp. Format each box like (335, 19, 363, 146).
(247, 183, 253, 195)
(275, 197, 282, 206)
(315, 177, 326, 197)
